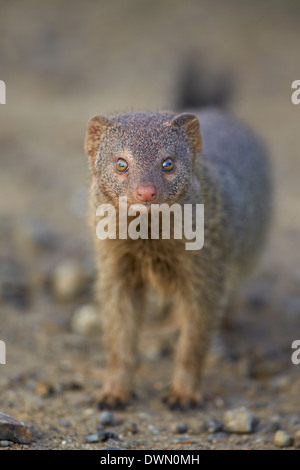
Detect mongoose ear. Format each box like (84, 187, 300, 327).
(171, 113, 202, 156)
(84, 115, 112, 160)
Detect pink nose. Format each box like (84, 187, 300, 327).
(135, 183, 157, 202)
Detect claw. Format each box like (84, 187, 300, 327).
(162, 391, 203, 411)
(94, 390, 137, 410)
(97, 394, 128, 410)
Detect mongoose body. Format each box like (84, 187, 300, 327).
(85, 108, 271, 409)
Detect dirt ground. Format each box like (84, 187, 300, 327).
(0, 0, 300, 450)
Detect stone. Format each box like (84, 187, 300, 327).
(201, 417, 223, 433)
(98, 431, 116, 442)
(223, 407, 257, 434)
(293, 430, 300, 449)
(170, 422, 189, 434)
(85, 433, 99, 443)
(148, 424, 159, 435)
(60, 377, 84, 391)
(126, 422, 138, 434)
(59, 418, 70, 427)
(52, 260, 88, 301)
(0, 412, 32, 444)
(274, 430, 293, 447)
(71, 304, 102, 335)
(35, 381, 56, 397)
(0, 440, 12, 447)
(99, 411, 115, 426)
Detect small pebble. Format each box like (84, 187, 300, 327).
(99, 411, 115, 426)
(71, 304, 102, 335)
(0, 440, 12, 447)
(170, 422, 188, 434)
(274, 430, 293, 447)
(0, 412, 32, 444)
(173, 436, 192, 443)
(214, 397, 225, 409)
(85, 433, 99, 443)
(127, 422, 138, 434)
(60, 376, 84, 391)
(105, 446, 126, 450)
(148, 424, 159, 435)
(59, 418, 70, 428)
(98, 431, 116, 442)
(201, 417, 223, 433)
(293, 430, 300, 449)
(35, 381, 56, 397)
(224, 407, 258, 434)
(52, 260, 88, 301)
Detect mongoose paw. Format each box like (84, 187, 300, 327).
(94, 390, 137, 410)
(97, 395, 127, 410)
(162, 391, 203, 411)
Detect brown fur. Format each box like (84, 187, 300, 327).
(84, 110, 271, 409)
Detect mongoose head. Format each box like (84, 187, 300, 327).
(85, 112, 202, 207)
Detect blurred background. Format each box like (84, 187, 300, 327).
(0, 0, 299, 449)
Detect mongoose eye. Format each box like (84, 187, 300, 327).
(116, 158, 129, 173)
(162, 157, 174, 172)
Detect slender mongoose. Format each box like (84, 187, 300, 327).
(85, 107, 271, 409)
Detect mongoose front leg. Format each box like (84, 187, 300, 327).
(163, 294, 217, 410)
(95, 281, 144, 409)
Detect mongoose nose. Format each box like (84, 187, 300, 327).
(135, 183, 157, 202)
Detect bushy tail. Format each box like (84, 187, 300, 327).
(173, 56, 233, 111)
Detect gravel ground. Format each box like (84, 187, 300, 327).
(0, 0, 299, 451)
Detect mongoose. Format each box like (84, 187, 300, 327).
(84, 108, 271, 409)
